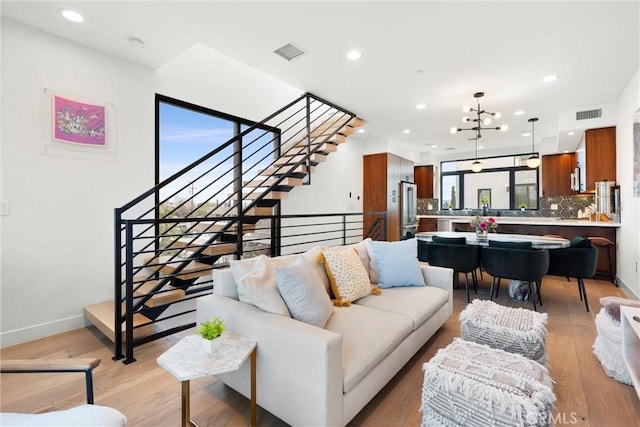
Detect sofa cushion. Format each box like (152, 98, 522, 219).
(236, 255, 293, 317)
(368, 239, 426, 288)
(320, 248, 372, 305)
(275, 256, 333, 327)
(356, 286, 449, 330)
(322, 238, 373, 281)
(302, 246, 333, 296)
(324, 304, 413, 393)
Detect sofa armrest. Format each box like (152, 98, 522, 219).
(197, 294, 344, 427)
(420, 262, 454, 311)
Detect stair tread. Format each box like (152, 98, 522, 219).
(172, 239, 237, 256)
(133, 279, 185, 307)
(83, 301, 153, 343)
(146, 256, 213, 280)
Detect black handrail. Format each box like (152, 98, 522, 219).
(113, 93, 360, 362)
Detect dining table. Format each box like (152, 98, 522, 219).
(415, 231, 570, 249)
(416, 231, 570, 301)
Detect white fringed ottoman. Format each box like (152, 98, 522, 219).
(460, 299, 548, 365)
(593, 307, 632, 385)
(421, 339, 556, 427)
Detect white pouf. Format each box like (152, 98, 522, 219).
(460, 299, 548, 364)
(593, 307, 632, 385)
(421, 339, 555, 427)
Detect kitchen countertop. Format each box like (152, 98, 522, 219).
(417, 215, 621, 228)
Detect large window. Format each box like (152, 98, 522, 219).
(440, 154, 540, 210)
(156, 95, 278, 212)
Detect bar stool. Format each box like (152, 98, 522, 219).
(587, 237, 616, 285)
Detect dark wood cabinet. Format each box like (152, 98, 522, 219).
(418, 218, 437, 232)
(584, 127, 616, 192)
(363, 153, 414, 241)
(541, 153, 576, 196)
(414, 165, 434, 198)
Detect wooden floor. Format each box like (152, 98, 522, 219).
(2, 274, 639, 426)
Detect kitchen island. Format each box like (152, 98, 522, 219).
(417, 215, 620, 281)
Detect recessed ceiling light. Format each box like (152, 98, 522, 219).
(522, 132, 531, 137)
(357, 128, 365, 134)
(431, 144, 438, 148)
(563, 150, 569, 153)
(59, 8, 84, 23)
(514, 110, 525, 116)
(568, 131, 575, 136)
(416, 103, 426, 110)
(478, 145, 484, 150)
(402, 129, 411, 134)
(346, 50, 361, 60)
(542, 74, 558, 83)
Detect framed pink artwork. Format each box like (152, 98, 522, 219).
(53, 94, 106, 146)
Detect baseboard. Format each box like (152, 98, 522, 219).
(616, 276, 639, 300)
(0, 314, 87, 348)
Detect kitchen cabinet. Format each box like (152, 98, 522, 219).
(541, 153, 576, 196)
(418, 218, 437, 232)
(414, 165, 434, 198)
(363, 153, 414, 241)
(582, 127, 616, 192)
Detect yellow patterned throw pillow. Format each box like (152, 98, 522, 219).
(319, 248, 377, 306)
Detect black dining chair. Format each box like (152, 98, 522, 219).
(426, 242, 481, 303)
(546, 244, 598, 312)
(481, 246, 549, 311)
(418, 236, 467, 263)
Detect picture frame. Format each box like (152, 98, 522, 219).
(41, 88, 117, 160)
(478, 188, 491, 208)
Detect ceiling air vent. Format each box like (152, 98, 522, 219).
(274, 43, 306, 61)
(445, 147, 456, 151)
(576, 108, 602, 120)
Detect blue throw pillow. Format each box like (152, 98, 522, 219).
(369, 238, 426, 288)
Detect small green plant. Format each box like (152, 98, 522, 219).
(196, 317, 225, 340)
(519, 203, 527, 209)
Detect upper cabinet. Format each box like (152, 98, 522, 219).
(414, 165, 434, 198)
(541, 153, 576, 197)
(583, 126, 616, 192)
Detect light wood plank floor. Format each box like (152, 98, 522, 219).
(2, 274, 639, 426)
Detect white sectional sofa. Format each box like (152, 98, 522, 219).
(196, 238, 453, 426)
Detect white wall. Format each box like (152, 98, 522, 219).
(1, 19, 155, 345)
(1, 20, 359, 346)
(615, 68, 640, 299)
(282, 137, 365, 214)
(155, 43, 301, 125)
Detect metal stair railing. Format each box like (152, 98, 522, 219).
(114, 93, 358, 363)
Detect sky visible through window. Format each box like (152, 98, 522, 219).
(158, 101, 276, 208)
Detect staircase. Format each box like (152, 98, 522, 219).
(83, 93, 363, 363)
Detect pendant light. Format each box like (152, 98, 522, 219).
(526, 117, 541, 168)
(471, 135, 483, 172)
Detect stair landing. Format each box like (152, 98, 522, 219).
(84, 301, 154, 343)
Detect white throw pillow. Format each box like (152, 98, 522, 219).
(236, 255, 292, 317)
(302, 246, 332, 296)
(365, 239, 379, 284)
(275, 256, 334, 327)
(369, 238, 426, 288)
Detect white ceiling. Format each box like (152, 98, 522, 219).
(2, 1, 638, 159)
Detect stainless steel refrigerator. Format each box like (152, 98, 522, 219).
(399, 181, 417, 239)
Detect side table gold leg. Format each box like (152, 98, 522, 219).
(182, 380, 198, 427)
(250, 348, 257, 427)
